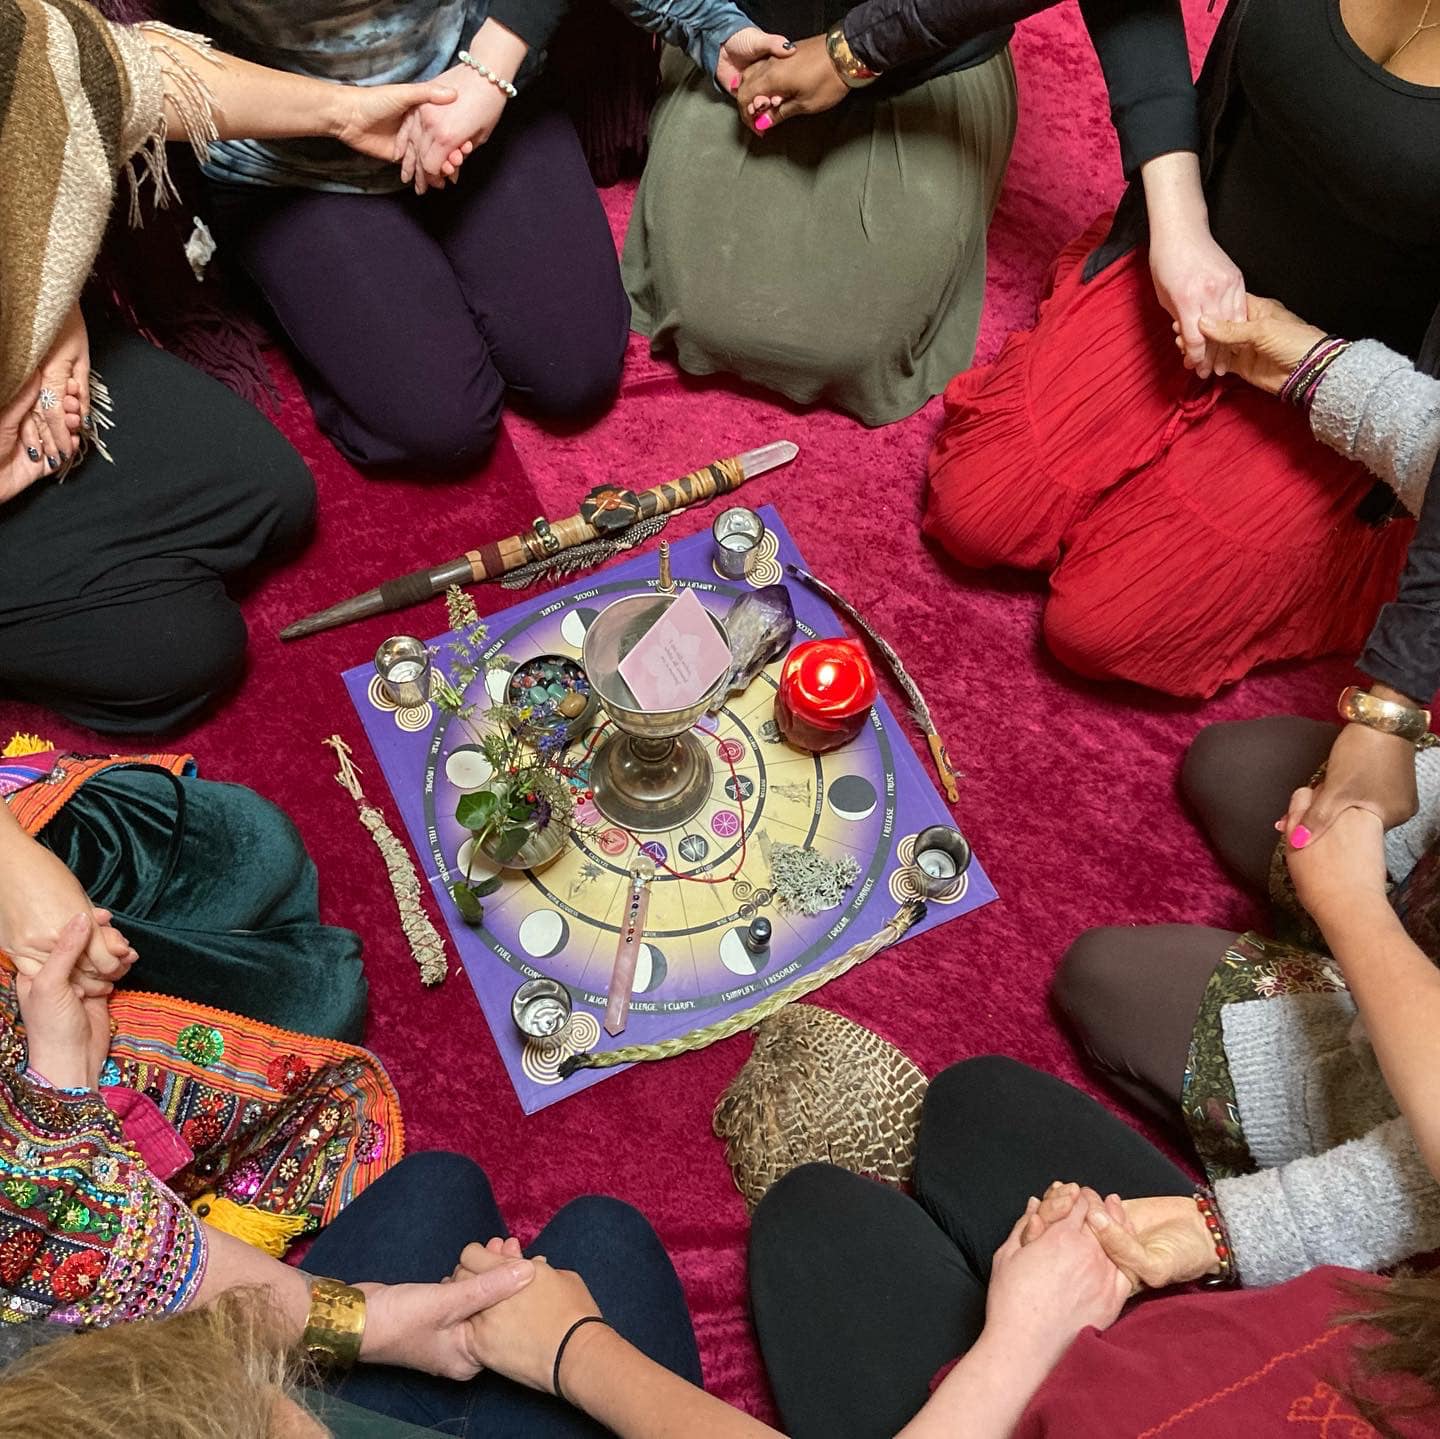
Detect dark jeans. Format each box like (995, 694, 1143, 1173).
(1052, 716, 1338, 1127)
(208, 96, 629, 472)
(750, 1058, 1191, 1439)
(0, 328, 313, 734)
(304, 1151, 701, 1436)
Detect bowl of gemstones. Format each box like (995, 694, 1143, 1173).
(506, 654, 598, 743)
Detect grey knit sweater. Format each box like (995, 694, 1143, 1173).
(1309, 338, 1440, 517)
(1212, 748, 1440, 1287)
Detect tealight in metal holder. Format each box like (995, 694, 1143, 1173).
(911, 825, 972, 897)
(374, 635, 433, 707)
(712, 506, 766, 580)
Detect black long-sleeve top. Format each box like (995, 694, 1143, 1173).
(845, 0, 1199, 176)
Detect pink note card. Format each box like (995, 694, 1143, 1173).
(618, 588, 732, 711)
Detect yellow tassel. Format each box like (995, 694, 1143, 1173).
(190, 1194, 308, 1257)
(2, 733, 54, 758)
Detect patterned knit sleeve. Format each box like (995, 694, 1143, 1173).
(1309, 339, 1440, 518)
(1213, 1117, 1440, 1288)
(0, 1064, 207, 1328)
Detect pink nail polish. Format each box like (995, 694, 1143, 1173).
(729, 74, 740, 91)
(755, 112, 773, 133)
(1291, 825, 1311, 849)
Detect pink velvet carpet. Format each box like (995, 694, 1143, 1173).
(0, 1, 1355, 1418)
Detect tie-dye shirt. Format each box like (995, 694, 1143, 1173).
(199, 0, 753, 192)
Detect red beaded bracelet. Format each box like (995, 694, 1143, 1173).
(1195, 1187, 1237, 1287)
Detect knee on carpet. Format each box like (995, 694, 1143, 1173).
(543, 1194, 664, 1261)
(247, 434, 317, 552)
(1051, 929, 1133, 1041)
(384, 1151, 497, 1211)
(520, 348, 624, 422)
(750, 1163, 860, 1256)
(355, 384, 507, 472)
(1039, 590, 1127, 683)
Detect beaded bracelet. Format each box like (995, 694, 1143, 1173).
(457, 50, 518, 99)
(1195, 1187, 1237, 1287)
(1278, 335, 1350, 411)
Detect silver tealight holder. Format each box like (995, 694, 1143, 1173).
(512, 978, 574, 1041)
(712, 506, 766, 580)
(374, 635, 433, 707)
(912, 825, 972, 897)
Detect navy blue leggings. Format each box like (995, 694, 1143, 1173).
(304, 1152, 701, 1435)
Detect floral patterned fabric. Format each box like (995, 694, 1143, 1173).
(1185, 739, 1440, 1180)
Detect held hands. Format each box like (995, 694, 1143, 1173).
(397, 64, 504, 194)
(331, 77, 460, 166)
(3, 305, 90, 500)
(356, 1257, 535, 1380)
(453, 1240, 605, 1393)
(1195, 295, 1326, 392)
(0, 827, 136, 995)
(1281, 803, 1389, 932)
(1277, 717, 1419, 853)
(1023, 1183, 1219, 1292)
(15, 913, 130, 1092)
(1149, 224, 1246, 380)
(986, 1191, 1132, 1363)
(735, 34, 842, 133)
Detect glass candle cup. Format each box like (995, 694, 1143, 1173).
(912, 825, 972, 897)
(511, 978, 574, 1041)
(712, 507, 766, 580)
(375, 636, 433, 707)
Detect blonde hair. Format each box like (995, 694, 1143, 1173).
(0, 1290, 309, 1439)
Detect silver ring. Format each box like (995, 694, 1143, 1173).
(37, 387, 58, 412)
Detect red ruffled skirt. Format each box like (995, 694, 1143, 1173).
(924, 218, 1416, 698)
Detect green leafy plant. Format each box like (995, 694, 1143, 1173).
(432, 587, 581, 923)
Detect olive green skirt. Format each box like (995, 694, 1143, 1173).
(621, 46, 1018, 427)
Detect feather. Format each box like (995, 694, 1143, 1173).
(500, 516, 672, 590)
(786, 565, 960, 803)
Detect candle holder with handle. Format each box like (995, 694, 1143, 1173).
(582, 594, 731, 832)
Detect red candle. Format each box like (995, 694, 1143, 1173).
(775, 639, 878, 753)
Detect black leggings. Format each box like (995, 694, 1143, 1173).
(1052, 716, 1338, 1128)
(750, 1057, 1190, 1439)
(0, 324, 314, 734)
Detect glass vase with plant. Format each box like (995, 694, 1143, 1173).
(431, 588, 585, 922)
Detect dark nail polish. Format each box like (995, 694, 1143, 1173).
(46, 455, 59, 470)
(783, 38, 795, 47)
(82, 413, 93, 430)
(25, 447, 39, 462)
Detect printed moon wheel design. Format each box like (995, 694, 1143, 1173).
(634, 943, 668, 992)
(720, 926, 768, 976)
(519, 910, 570, 959)
(560, 607, 600, 650)
(828, 774, 878, 822)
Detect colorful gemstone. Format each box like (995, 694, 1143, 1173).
(176, 1024, 225, 1066)
(221, 1161, 264, 1202)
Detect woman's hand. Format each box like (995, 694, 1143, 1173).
(331, 78, 459, 166)
(33, 304, 88, 469)
(458, 1244, 602, 1393)
(1278, 708, 1420, 852)
(1, 374, 50, 505)
(1140, 152, 1245, 380)
(1085, 1194, 1218, 1291)
(15, 913, 126, 1091)
(1283, 803, 1388, 929)
(0, 811, 136, 994)
(715, 27, 794, 98)
(986, 1191, 1132, 1367)
(397, 65, 505, 193)
(736, 33, 845, 132)
(357, 1259, 536, 1379)
(1197, 295, 1326, 392)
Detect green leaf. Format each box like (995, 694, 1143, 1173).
(448, 881, 485, 924)
(455, 790, 500, 831)
(470, 874, 503, 898)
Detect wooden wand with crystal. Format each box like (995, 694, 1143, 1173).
(279, 441, 799, 641)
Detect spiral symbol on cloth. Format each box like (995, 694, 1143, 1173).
(747, 531, 783, 587)
(367, 672, 436, 732)
(888, 832, 970, 906)
(522, 1011, 601, 1086)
